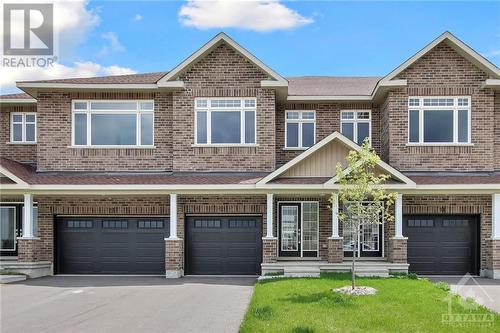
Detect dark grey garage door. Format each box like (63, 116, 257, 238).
(57, 217, 169, 274)
(403, 215, 478, 275)
(186, 216, 261, 275)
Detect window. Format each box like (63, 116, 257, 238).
(285, 111, 315, 148)
(229, 219, 257, 228)
(102, 220, 128, 229)
(408, 97, 471, 144)
(0, 207, 16, 251)
(407, 219, 434, 227)
(66, 220, 93, 228)
(194, 219, 221, 228)
(194, 98, 256, 145)
(72, 100, 154, 147)
(138, 220, 164, 229)
(11, 113, 36, 143)
(340, 111, 371, 145)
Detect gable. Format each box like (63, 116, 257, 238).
(396, 42, 488, 85)
(258, 132, 415, 186)
(179, 43, 270, 88)
(282, 140, 351, 178)
(157, 33, 288, 87)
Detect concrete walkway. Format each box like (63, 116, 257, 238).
(0, 276, 255, 333)
(427, 276, 500, 313)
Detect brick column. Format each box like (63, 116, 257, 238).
(262, 238, 278, 263)
(327, 237, 343, 263)
(388, 237, 407, 263)
(17, 237, 40, 262)
(491, 239, 500, 279)
(165, 238, 184, 278)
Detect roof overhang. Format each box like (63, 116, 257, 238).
(16, 83, 161, 98)
(0, 97, 37, 104)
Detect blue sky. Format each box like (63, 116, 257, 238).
(2, 1, 500, 94)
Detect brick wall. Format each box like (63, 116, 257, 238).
(0, 104, 37, 163)
(172, 43, 276, 172)
(275, 102, 381, 167)
(36, 91, 173, 171)
(383, 42, 495, 172)
(403, 195, 491, 271)
(34, 196, 169, 262)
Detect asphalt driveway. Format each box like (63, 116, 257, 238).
(427, 276, 500, 313)
(0, 276, 255, 333)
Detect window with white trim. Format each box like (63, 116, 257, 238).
(285, 111, 315, 148)
(340, 110, 371, 145)
(10, 113, 36, 143)
(72, 100, 154, 147)
(408, 97, 471, 144)
(194, 98, 256, 145)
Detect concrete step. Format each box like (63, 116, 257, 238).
(283, 266, 321, 278)
(0, 275, 27, 284)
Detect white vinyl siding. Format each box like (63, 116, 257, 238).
(407, 96, 471, 145)
(10, 113, 36, 143)
(71, 100, 154, 147)
(194, 98, 256, 145)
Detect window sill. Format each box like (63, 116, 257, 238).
(67, 145, 156, 149)
(191, 144, 259, 148)
(282, 147, 309, 151)
(405, 143, 474, 147)
(6, 142, 37, 145)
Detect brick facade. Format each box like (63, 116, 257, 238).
(0, 104, 37, 163)
(262, 238, 278, 263)
(382, 42, 495, 172)
(17, 238, 40, 262)
(275, 102, 381, 167)
(172, 43, 276, 172)
(327, 237, 343, 263)
(387, 238, 407, 263)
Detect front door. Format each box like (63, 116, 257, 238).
(279, 203, 301, 257)
(278, 202, 319, 258)
(343, 223, 383, 257)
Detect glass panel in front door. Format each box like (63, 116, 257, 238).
(302, 202, 318, 251)
(1, 207, 16, 251)
(281, 205, 299, 251)
(361, 224, 379, 251)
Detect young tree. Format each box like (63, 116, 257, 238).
(330, 139, 398, 290)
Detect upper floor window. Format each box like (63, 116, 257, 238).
(285, 111, 315, 149)
(194, 98, 256, 145)
(10, 112, 36, 144)
(340, 110, 371, 145)
(408, 97, 471, 144)
(72, 100, 154, 147)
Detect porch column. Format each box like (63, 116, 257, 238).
(22, 193, 34, 238)
(165, 193, 183, 278)
(488, 194, 500, 279)
(394, 193, 403, 238)
(331, 193, 339, 238)
(262, 193, 278, 263)
(169, 193, 178, 239)
(492, 194, 500, 239)
(266, 193, 274, 238)
(327, 193, 343, 263)
(388, 193, 408, 264)
(18, 193, 40, 263)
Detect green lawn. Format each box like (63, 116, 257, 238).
(240, 273, 500, 333)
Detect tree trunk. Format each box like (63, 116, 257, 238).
(351, 223, 357, 290)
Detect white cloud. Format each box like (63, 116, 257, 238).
(1, 62, 136, 93)
(132, 14, 143, 22)
(99, 32, 125, 57)
(179, 0, 313, 32)
(484, 49, 500, 58)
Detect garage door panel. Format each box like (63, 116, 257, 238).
(186, 216, 261, 275)
(57, 217, 168, 274)
(404, 215, 478, 275)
